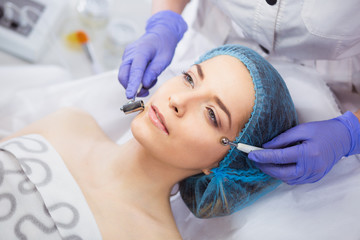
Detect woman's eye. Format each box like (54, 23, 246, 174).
(182, 71, 194, 88)
(207, 108, 219, 127)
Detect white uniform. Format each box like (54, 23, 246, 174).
(171, 0, 360, 107)
(209, 0, 360, 60)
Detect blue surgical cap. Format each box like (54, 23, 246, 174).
(179, 44, 298, 218)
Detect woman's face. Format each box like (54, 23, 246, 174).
(131, 55, 255, 174)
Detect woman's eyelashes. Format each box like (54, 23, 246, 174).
(182, 71, 195, 88)
(207, 108, 219, 127)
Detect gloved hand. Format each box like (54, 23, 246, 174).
(248, 111, 360, 185)
(118, 10, 188, 99)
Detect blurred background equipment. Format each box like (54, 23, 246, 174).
(0, 0, 68, 62)
(76, 0, 110, 28)
(0, 0, 150, 79)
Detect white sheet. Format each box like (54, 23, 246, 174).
(0, 59, 359, 240)
(0, 65, 71, 108)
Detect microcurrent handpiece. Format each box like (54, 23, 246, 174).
(220, 137, 263, 153)
(120, 84, 145, 114)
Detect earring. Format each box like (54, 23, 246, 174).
(203, 169, 212, 175)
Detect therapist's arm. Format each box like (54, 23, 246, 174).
(152, 0, 190, 14)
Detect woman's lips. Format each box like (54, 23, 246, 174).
(149, 105, 169, 135)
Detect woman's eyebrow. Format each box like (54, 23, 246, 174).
(194, 63, 232, 128)
(195, 64, 204, 80)
(214, 96, 232, 128)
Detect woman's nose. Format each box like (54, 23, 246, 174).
(168, 92, 201, 117)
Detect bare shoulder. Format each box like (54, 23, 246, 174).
(44, 107, 105, 137)
(1, 107, 108, 144)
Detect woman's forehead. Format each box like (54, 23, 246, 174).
(196, 55, 253, 98)
(196, 55, 251, 82)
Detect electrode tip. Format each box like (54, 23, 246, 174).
(220, 137, 229, 146)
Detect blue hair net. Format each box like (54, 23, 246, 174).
(179, 44, 298, 218)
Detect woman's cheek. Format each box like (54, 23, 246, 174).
(184, 131, 225, 166)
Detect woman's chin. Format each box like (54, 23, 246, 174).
(131, 115, 145, 143)
(131, 112, 157, 147)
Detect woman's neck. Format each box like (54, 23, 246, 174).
(76, 137, 184, 239)
(87, 138, 192, 217)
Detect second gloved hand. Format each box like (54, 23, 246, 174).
(248, 111, 360, 185)
(118, 10, 188, 99)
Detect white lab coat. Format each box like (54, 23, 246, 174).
(171, 0, 360, 110)
(209, 0, 360, 60)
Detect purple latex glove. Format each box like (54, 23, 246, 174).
(248, 111, 360, 185)
(118, 10, 187, 99)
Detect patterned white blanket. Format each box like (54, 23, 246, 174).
(0, 134, 102, 240)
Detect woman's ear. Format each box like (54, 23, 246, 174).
(202, 169, 212, 175)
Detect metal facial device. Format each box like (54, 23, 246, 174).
(220, 137, 263, 153)
(120, 83, 145, 114)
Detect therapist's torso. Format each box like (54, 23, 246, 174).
(203, 0, 360, 60)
